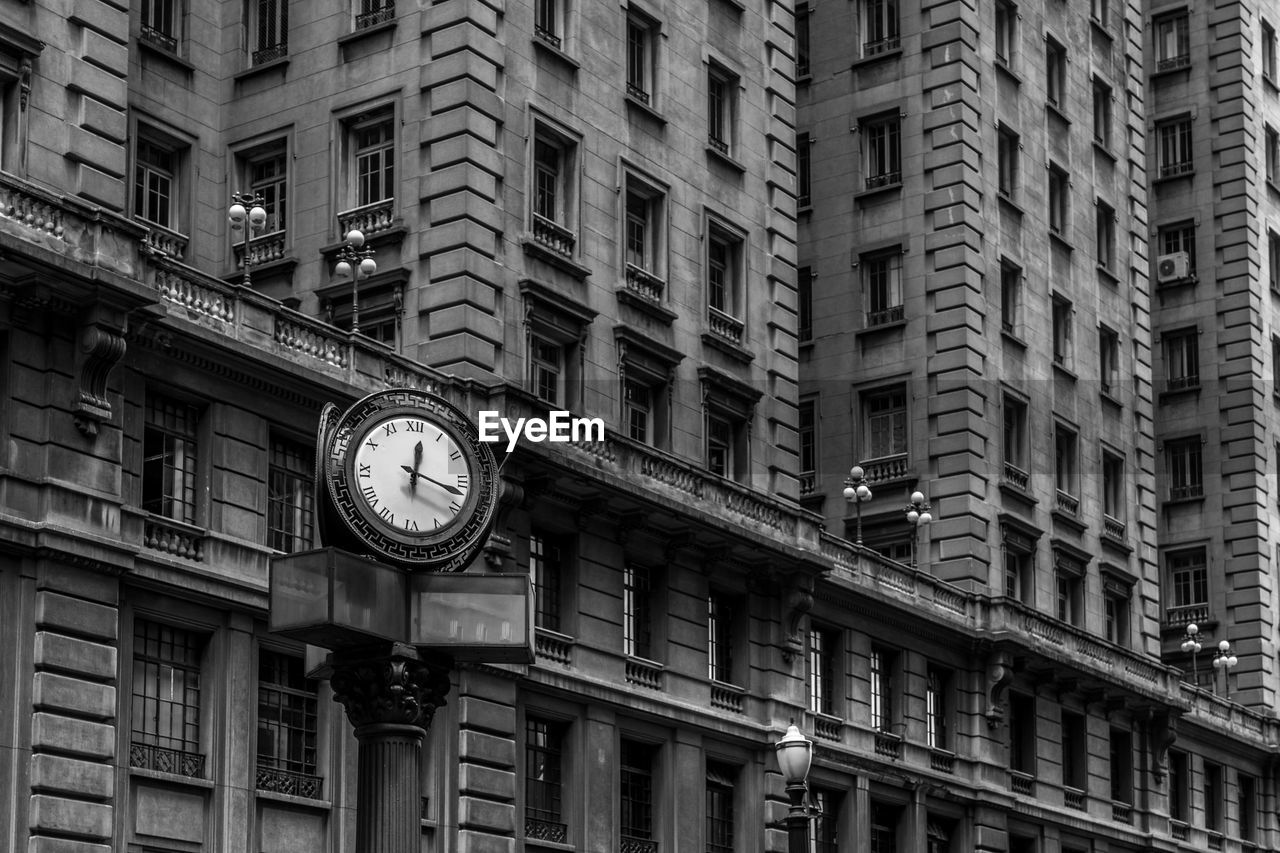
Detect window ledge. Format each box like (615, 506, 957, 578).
(1265, 74, 1280, 93)
(525, 839, 576, 852)
(130, 766, 215, 789)
(1157, 384, 1201, 401)
(797, 203, 813, 216)
(1048, 231, 1074, 253)
(717, 0, 746, 13)
(337, 19, 397, 53)
(616, 286, 678, 323)
(999, 481, 1038, 505)
(1151, 61, 1192, 80)
(1093, 140, 1117, 163)
(1051, 361, 1077, 381)
(1045, 102, 1071, 125)
(1096, 264, 1120, 285)
(221, 255, 299, 285)
(1151, 168, 1195, 185)
(997, 193, 1025, 217)
(532, 34, 580, 71)
(625, 94, 667, 125)
(1268, 178, 1280, 195)
(1100, 532, 1134, 556)
(856, 318, 907, 338)
(1162, 494, 1205, 508)
(521, 237, 592, 281)
(1100, 389, 1123, 409)
(1001, 328, 1028, 349)
(796, 72, 813, 86)
(1051, 508, 1088, 534)
(850, 47, 903, 70)
(1090, 18, 1114, 41)
(234, 55, 290, 83)
(995, 61, 1022, 85)
(320, 223, 406, 258)
(705, 145, 747, 173)
(1156, 274, 1197, 291)
(854, 182, 903, 203)
(701, 331, 755, 363)
(256, 789, 331, 809)
(138, 38, 196, 74)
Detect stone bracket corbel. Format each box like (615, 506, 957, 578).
(73, 305, 127, 438)
(781, 572, 814, 664)
(985, 649, 1015, 728)
(1148, 709, 1179, 783)
(483, 470, 525, 571)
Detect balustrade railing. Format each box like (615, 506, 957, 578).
(1102, 515, 1126, 542)
(337, 199, 395, 238)
(1055, 489, 1079, 516)
(1170, 820, 1189, 840)
(625, 657, 663, 690)
(235, 231, 287, 268)
(256, 766, 322, 799)
(531, 213, 575, 257)
(534, 629, 573, 665)
(144, 223, 189, 260)
(861, 454, 909, 483)
(812, 715, 841, 741)
(355, 1, 395, 30)
(1009, 771, 1035, 796)
(143, 516, 205, 562)
(130, 742, 205, 778)
(929, 750, 955, 774)
(1063, 786, 1086, 810)
(707, 306, 745, 346)
(1003, 462, 1029, 490)
(1164, 603, 1209, 628)
(1111, 801, 1131, 824)
(624, 264, 665, 302)
(710, 682, 744, 713)
(873, 731, 902, 759)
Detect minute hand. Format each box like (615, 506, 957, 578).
(400, 465, 463, 495)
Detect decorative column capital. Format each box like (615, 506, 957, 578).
(329, 643, 453, 730)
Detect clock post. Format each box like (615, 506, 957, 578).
(268, 389, 530, 853)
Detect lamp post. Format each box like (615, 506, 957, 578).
(906, 491, 932, 569)
(1180, 623, 1202, 682)
(775, 721, 813, 853)
(842, 466, 873, 545)
(335, 228, 377, 334)
(228, 191, 268, 287)
(1213, 639, 1238, 699)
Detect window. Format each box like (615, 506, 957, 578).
(1051, 296, 1072, 367)
(1157, 117, 1193, 178)
(705, 413, 739, 478)
(256, 650, 320, 797)
(1268, 126, 1279, 184)
(1168, 751, 1189, 821)
(268, 436, 314, 554)
(623, 173, 667, 299)
(807, 626, 838, 715)
(1264, 21, 1277, 82)
(1166, 436, 1203, 499)
(530, 123, 579, 256)
(862, 248, 904, 326)
(1270, 231, 1280, 293)
(797, 132, 812, 207)
(529, 334, 564, 406)
(1102, 451, 1124, 522)
(1047, 164, 1069, 236)
(995, 0, 1016, 67)
(1164, 326, 1199, 390)
(250, 0, 288, 64)
(1045, 38, 1066, 109)
(1000, 260, 1022, 334)
(863, 386, 907, 461)
(706, 762, 736, 853)
(1203, 761, 1223, 831)
(623, 378, 655, 445)
(796, 2, 811, 77)
(1003, 527, 1035, 604)
(626, 8, 657, 104)
(130, 619, 205, 776)
(798, 265, 813, 341)
(1008, 692, 1036, 773)
(135, 135, 181, 233)
(869, 646, 896, 731)
(703, 378, 755, 481)
(623, 564, 652, 659)
(708, 592, 739, 684)
(1099, 326, 1119, 396)
(141, 0, 180, 52)
(1002, 394, 1028, 484)
(861, 113, 901, 189)
(1239, 773, 1257, 841)
(525, 716, 568, 842)
(1104, 589, 1129, 645)
(143, 394, 199, 524)
(531, 530, 567, 632)
(1054, 424, 1078, 499)
(353, 111, 394, 209)
(355, 0, 396, 30)
(534, 0, 563, 47)
(1091, 0, 1107, 27)
(870, 801, 900, 853)
(237, 142, 288, 265)
(620, 740, 656, 845)
(810, 788, 841, 853)
(1096, 200, 1115, 271)
(1093, 79, 1112, 148)
(1060, 711, 1086, 789)
(1167, 548, 1208, 615)
(798, 397, 817, 484)
(1159, 221, 1197, 278)
(1109, 728, 1132, 805)
(1056, 569, 1081, 625)
(997, 125, 1019, 198)
(1154, 13, 1190, 71)
(707, 64, 737, 155)
(861, 0, 900, 56)
(706, 220, 746, 342)
(925, 666, 950, 750)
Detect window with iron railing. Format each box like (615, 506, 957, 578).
(525, 716, 568, 842)
(1167, 548, 1208, 613)
(807, 626, 838, 716)
(143, 394, 199, 525)
(626, 9, 657, 104)
(708, 592, 738, 683)
(1163, 327, 1199, 390)
(1154, 13, 1190, 71)
(620, 740, 656, 850)
(530, 530, 567, 632)
(352, 112, 394, 208)
(141, 0, 180, 52)
(707, 65, 737, 155)
(705, 763, 736, 853)
(1157, 117, 1193, 178)
(131, 619, 205, 777)
(623, 563, 653, 660)
(861, 0, 900, 56)
(1165, 437, 1203, 500)
(269, 436, 314, 554)
(861, 113, 901, 189)
(796, 2, 811, 76)
(355, 0, 396, 30)
(862, 248, 903, 326)
(1045, 38, 1066, 109)
(251, 0, 288, 64)
(256, 650, 321, 798)
(925, 666, 950, 750)
(994, 0, 1016, 67)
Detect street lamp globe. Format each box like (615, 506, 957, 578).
(774, 722, 813, 787)
(1180, 624, 1201, 654)
(249, 204, 268, 229)
(360, 256, 378, 276)
(227, 203, 247, 228)
(346, 228, 366, 248)
(336, 259, 353, 278)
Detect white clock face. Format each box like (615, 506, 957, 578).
(351, 415, 472, 534)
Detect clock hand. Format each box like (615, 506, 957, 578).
(399, 465, 462, 495)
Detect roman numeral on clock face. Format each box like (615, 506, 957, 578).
(359, 463, 371, 478)
(404, 518, 420, 531)
(457, 473, 469, 488)
(449, 450, 461, 461)
(362, 485, 378, 504)
(383, 422, 398, 436)
(449, 501, 462, 514)
(405, 420, 425, 433)
(378, 506, 395, 524)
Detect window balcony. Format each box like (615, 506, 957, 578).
(143, 515, 206, 562)
(626, 83, 650, 104)
(1103, 515, 1126, 542)
(710, 681, 745, 713)
(1111, 801, 1132, 823)
(534, 24, 562, 49)
(1055, 489, 1079, 516)
(1063, 786, 1086, 810)
(873, 731, 902, 759)
(534, 628, 573, 665)
(1157, 54, 1190, 72)
(337, 199, 396, 239)
(866, 304, 905, 327)
(143, 222, 189, 261)
(1163, 603, 1209, 628)
(531, 213, 576, 258)
(1169, 484, 1203, 501)
(130, 742, 205, 778)
(865, 170, 901, 190)
(798, 473, 816, 496)
(1003, 462, 1029, 491)
(863, 36, 901, 56)
(526, 817, 568, 843)
(1166, 374, 1199, 391)
(624, 263, 664, 302)
(1170, 820, 1189, 840)
(1009, 771, 1035, 796)
(356, 1, 395, 30)
(929, 749, 956, 774)
(621, 837, 658, 853)
(234, 231, 287, 269)
(708, 134, 729, 155)
(1159, 161, 1194, 179)
(140, 25, 179, 53)
(861, 454, 909, 484)
(624, 656, 663, 690)
(252, 42, 288, 65)
(707, 306, 745, 346)
(256, 765, 322, 799)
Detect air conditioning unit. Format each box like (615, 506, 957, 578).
(1156, 252, 1190, 283)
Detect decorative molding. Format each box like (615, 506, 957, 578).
(985, 649, 1015, 728)
(781, 572, 814, 664)
(329, 645, 453, 729)
(72, 306, 127, 437)
(1148, 709, 1179, 783)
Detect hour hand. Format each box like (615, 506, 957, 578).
(400, 464, 420, 488)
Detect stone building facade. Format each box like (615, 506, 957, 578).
(0, 2, 1276, 853)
